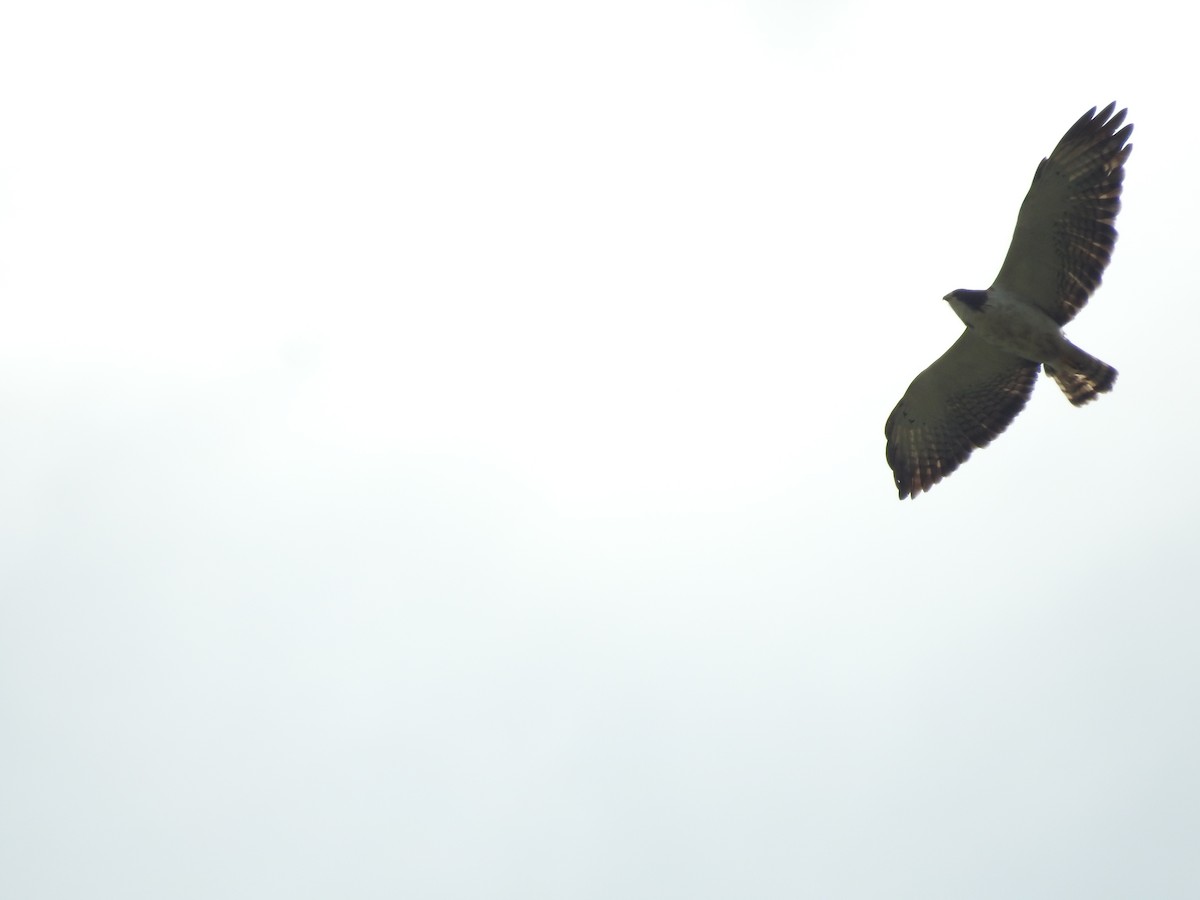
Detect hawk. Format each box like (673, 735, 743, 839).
(885, 103, 1133, 499)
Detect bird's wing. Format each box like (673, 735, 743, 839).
(885, 330, 1041, 499)
(990, 103, 1133, 325)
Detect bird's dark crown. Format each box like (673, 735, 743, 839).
(944, 289, 988, 310)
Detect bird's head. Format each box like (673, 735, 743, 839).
(943, 289, 988, 310)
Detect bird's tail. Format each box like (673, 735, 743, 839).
(1045, 343, 1117, 406)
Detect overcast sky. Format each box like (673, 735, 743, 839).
(2, 1, 1198, 898)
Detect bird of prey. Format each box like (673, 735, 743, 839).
(885, 103, 1132, 499)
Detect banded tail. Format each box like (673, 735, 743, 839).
(1045, 342, 1117, 406)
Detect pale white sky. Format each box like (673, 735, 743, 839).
(2, 1, 1198, 898)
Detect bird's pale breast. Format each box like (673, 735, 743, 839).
(949, 290, 1066, 363)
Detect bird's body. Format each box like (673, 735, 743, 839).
(946, 287, 1066, 362)
(885, 104, 1132, 499)
(944, 285, 1117, 403)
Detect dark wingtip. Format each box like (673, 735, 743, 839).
(1071, 105, 1100, 131)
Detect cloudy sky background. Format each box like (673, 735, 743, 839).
(2, 0, 1198, 897)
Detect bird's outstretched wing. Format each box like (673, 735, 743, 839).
(885, 331, 1041, 499)
(990, 103, 1133, 325)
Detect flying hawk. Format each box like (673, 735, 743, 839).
(885, 103, 1133, 499)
